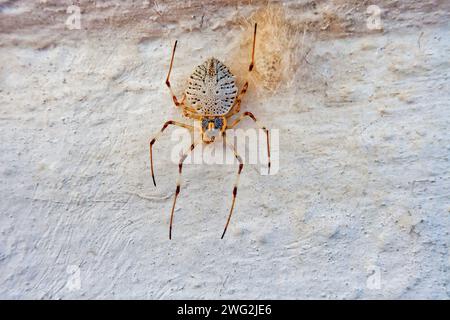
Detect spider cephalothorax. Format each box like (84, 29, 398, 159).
(149, 24, 271, 239)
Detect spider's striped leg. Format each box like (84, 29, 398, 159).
(226, 23, 256, 116)
(227, 87, 245, 116)
(165, 40, 184, 107)
(221, 132, 244, 239)
(181, 107, 202, 120)
(168, 139, 203, 240)
(249, 23, 257, 72)
(149, 120, 194, 187)
(227, 111, 271, 174)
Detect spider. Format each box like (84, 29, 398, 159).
(149, 24, 270, 239)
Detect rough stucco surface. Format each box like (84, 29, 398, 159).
(0, 0, 449, 299)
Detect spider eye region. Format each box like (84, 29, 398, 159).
(201, 118, 224, 131)
(214, 118, 223, 129)
(202, 119, 209, 130)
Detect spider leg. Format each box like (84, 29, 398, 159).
(149, 120, 194, 187)
(165, 40, 184, 107)
(226, 23, 257, 116)
(227, 111, 271, 174)
(227, 88, 245, 117)
(168, 139, 200, 240)
(249, 23, 257, 72)
(221, 132, 244, 239)
(181, 105, 203, 120)
(169, 138, 215, 239)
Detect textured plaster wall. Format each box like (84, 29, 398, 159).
(0, 0, 449, 299)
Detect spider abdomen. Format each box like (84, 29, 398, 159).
(185, 58, 238, 116)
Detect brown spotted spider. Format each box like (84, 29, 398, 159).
(149, 24, 270, 239)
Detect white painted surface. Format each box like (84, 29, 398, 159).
(0, 0, 449, 299)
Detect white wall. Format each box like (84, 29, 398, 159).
(0, 0, 449, 299)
